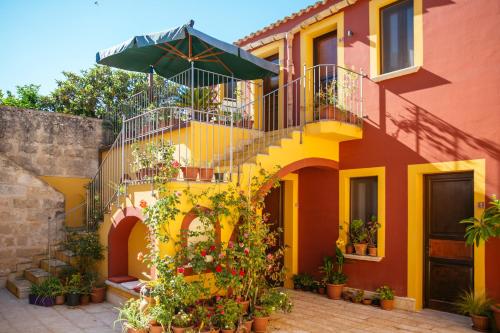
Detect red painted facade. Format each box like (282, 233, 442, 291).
(240, 0, 500, 301)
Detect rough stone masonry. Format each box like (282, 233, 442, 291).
(0, 106, 111, 284)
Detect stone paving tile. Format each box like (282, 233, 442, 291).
(0, 288, 475, 333)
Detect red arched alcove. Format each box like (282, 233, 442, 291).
(108, 207, 147, 280)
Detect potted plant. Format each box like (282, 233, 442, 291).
(45, 276, 65, 305)
(456, 290, 492, 332)
(362, 297, 372, 305)
(491, 303, 500, 331)
(352, 289, 364, 304)
(181, 158, 198, 180)
(252, 288, 292, 332)
(299, 274, 315, 292)
(376, 286, 395, 310)
(317, 281, 326, 295)
(252, 307, 271, 333)
(366, 215, 381, 256)
(80, 274, 92, 305)
(91, 280, 107, 303)
(460, 194, 499, 247)
(351, 219, 368, 255)
(320, 247, 347, 300)
(345, 242, 354, 254)
(240, 314, 253, 333)
(149, 303, 174, 333)
(216, 298, 241, 333)
(29, 281, 55, 307)
(65, 273, 82, 306)
(172, 310, 193, 333)
(115, 298, 150, 333)
(292, 274, 302, 290)
(199, 161, 214, 182)
(214, 167, 225, 182)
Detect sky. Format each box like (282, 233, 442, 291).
(0, 0, 314, 95)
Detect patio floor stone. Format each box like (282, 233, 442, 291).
(0, 288, 474, 333)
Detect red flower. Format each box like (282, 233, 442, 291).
(231, 268, 237, 276)
(209, 245, 216, 252)
(267, 253, 273, 260)
(139, 200, 147, 209)
(239, 269, 245, 277)
(177, 267, 185, 274)
(220, 310, 225, 315)
(215, 265, 222, 273)
(228, 241, 234, 249)
(201, 250, 207, 257)
(172, 160, 180, 168)
(244, 247, 250, 255)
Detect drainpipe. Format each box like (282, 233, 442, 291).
(286, 33, 294, 127)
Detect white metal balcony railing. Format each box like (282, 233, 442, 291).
(86, 65, 363, 229)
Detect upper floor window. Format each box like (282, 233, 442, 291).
(381, 0, 414, 74)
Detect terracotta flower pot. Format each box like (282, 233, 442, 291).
(181, 166, 198, 180)
(237, 299, 250, 314)
(471, 314, 489, 332)
(380, 299, 394, 311)
(326, 284, 344, 300)
(91, 286, 106, 303)
(240, 320, 253, 333)
(221, 329, 235, 333)
(492, 304, 500, 331)
(80, 294, 90, 305)
(318, 287, 326, 295)
(172, 326, 193, 333)
(199, 168, 214, 181)
(362, 299, 372, 305)
(55, 295, 65, 305)
(253, 316, 269, 333)
(149, 324, 164, 333)
(354, 243, 367, 256)
(345, 244, 354, 254)
(127, 328, 147, 333)
(368, 246, 377, 256)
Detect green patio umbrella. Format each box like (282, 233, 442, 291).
(96, 20, 279, 83)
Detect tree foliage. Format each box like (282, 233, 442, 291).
(0, 65, 163, 118)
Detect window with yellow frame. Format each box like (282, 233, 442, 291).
(339, 167, 386, 259)
(369, 0, 423, 80)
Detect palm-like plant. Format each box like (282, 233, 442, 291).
(456, 290, 493, 316)
(460, 195, 500, 246)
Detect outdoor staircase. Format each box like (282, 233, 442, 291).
(5, 244, 77, 299)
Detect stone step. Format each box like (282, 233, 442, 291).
(40, 259, 72, 276)
(55, 250, 77, 265)
(6, 277, 32, 299)
(24, 268, 50, 285)
(32, 254, 48, 267)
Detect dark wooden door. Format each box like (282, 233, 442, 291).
(424, 172, 474, 312)
(263, 181, 284, 284)
(263, 54, 279, 132)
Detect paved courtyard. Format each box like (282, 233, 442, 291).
(0, 288, 473, 333)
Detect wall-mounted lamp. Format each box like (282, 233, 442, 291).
(346, 30, 354, 37)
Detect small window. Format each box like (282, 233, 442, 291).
(381, 0, 414, 74)
(350, 176, 378, 223)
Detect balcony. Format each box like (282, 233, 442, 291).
(87, 64, 364, 225)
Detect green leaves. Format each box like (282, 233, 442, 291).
(460, 195, 500, 247)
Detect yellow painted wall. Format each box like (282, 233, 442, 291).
(128, 221, 150, 279)
(39, 176, 89, 227)
(98, 122, 362, 286)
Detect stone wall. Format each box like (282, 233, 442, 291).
(0, 106, 110, 178)
(0, 106, 111, 284)
(0, 154, 64, 277)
